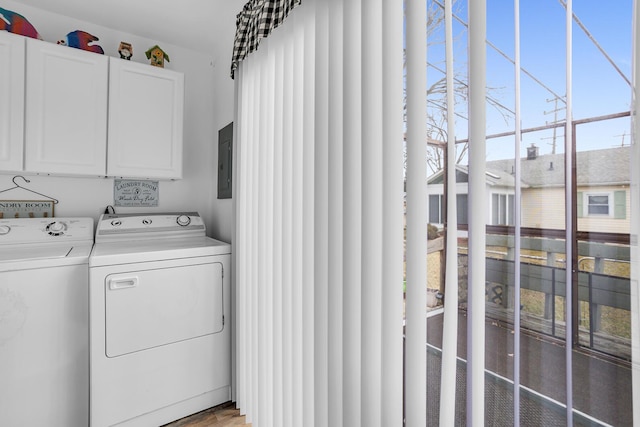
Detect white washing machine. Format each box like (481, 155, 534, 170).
(89, 212, 231, 427)
(0, 217, 94, 427)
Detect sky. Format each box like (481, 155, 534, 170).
(423, 0, 634, 161)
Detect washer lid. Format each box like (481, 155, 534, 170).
(2, 245, 72, 262)
(89, 236, 230, 267)
(0, 242, 93, 272)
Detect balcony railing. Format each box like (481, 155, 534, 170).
(452, 231, 631, 361)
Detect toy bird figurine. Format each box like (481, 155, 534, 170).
(0, 7, 41, 39)
(57, 30, 104, 54)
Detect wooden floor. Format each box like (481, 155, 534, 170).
(162, 401, 250, 427)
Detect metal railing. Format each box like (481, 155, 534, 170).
(454, 231, 631, 360)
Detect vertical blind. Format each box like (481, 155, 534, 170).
(233, 0, 406, 425)
(404, 0, 428, 425)
(632, 0, 640, 424)
(234, 0, 640, 425)
(563, 1, 575, 425)
(466, 0, 487, 424)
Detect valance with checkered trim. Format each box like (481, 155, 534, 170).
(231, 0, 302, 78)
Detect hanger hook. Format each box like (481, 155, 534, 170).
(12, 175, 31, 187)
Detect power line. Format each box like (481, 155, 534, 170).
(432, 0, 567, 103)
(613, 132, 629, 147)
(558, 0, 631, 86)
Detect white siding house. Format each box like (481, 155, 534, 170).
(427, 146, 630, 234)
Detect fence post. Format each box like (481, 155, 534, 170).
(544, 252, 557, 319)
(591, 256, 605, 331)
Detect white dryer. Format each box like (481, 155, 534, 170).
(89, 212, 231, 427)
(0, 217, 94, 427)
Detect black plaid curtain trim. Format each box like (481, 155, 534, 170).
(231, 0, 302, 79)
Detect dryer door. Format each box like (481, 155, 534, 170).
(104, 262, 223, 357)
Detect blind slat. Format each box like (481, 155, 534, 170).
(361, 0, 384, 425)
(404, 0, 428, 425)
(313, 1, 330, 426)
(302, 3, 317, 425)
(327, 1, 345, 425)
(439, 0, 460, 424)
(467, 0, 487, 424)
(342, 0, 363, 425)
(272, 36, 285, 427)
(381, 0, 405, 424)
(291, 13, 305, 425)
(281, 28, 295, 427)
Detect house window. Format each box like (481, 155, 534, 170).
(457, 194, 468, 225)
(586, 193, 610, 216)
(491, 193, 515, 226)
(428, 194, 468, 225)
(429, 194, 443, 224)
(578, 191, 626, 219)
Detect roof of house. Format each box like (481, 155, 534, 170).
(428, 164, 520, 188)
(428, 146, 631, 188)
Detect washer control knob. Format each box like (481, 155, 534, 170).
(47, 221, 67, 235)
(111, 220, 122, 227)
(176, 215, 191, 226)
(0, 225, 11, 235)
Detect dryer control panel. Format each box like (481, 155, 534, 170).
(95, 212, 206, 242)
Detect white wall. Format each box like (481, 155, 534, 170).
(208, 8, 238, 244)
(0, 0, 238, 242)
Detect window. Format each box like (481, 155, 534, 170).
(429, 194, 468, 225)
(457, 194, 468, 225)
(491, 193, 515, 225)
(587, 193, 610, 216)
(578, 190, 627, 219)
(429, 194, 443, 224)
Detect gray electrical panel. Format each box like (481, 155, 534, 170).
(218, 122, 233, 199)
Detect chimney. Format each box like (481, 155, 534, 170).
(526, 143, 539, 160)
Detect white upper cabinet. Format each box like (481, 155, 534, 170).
(0, 31, 25, 172)
(24, 38, 109, 176)
(107, 59, 184, 179)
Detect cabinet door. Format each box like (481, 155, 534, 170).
(0, 31, 25, 172)
(107, 59, 184, 179)
(24, 38, 108, 176)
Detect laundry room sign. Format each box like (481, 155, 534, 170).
(114, 180, 159, 207)
(0, 200, 55, 218)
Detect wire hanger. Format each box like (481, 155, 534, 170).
(0, 175, 59, 204)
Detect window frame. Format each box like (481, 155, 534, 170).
(491, 191, 515, 226)
(584, 192, 613, 217)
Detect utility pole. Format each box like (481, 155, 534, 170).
(543, 96, 566, 154)
(613, 132, 629, 147)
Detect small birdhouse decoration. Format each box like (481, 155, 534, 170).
(57, 30, 104, 54)
(145, 45, 170, 68)
(118, 42, 133, 60)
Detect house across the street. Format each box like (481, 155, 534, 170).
(427, 145, 630, 234)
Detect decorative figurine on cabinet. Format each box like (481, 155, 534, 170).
(57, 30, 104, 54)
(145, 45, 170, 68)
(118, 42, 133, 60)
(0, 7, 41, 39)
